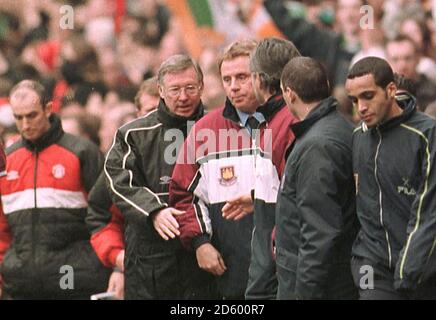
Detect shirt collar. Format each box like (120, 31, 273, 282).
(235, 108, 265, 127)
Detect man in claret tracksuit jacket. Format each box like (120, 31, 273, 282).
(170, 39, 297, 299)
(346, 57, 436, 300)
(0, 80, 110, 299)
(221, 37, 300, 300)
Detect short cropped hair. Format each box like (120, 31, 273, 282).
(217, 39, 258, 73)
(281, 57, 330, 103)
(134, 76, 159, 110)
(10, 79, 49, 107)
(347, 57, 394, 88)
(250, 37, 301, 93)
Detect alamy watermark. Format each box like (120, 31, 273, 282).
(162, 121, 273, 165)
(59, 265, 74, 290)
(360, 5, 375, 30)
(59, 5, 74, 30)
(359, 265, 374, 290)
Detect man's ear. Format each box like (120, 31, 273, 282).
(387, 82, 397, 98)
(45, 101, 53, 117)
(158, 84, 165, 99)
(284, 87, 296, 103)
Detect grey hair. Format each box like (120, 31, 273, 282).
(157, 54, 204, 87)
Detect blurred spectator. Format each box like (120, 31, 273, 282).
(399, 17, 436, 83)
(134, 76, 160, 116)
(61, 112, 102, 147)
(386, 35, 436, 111)
(335, 0, 364, 54)
(99, 102, 136, 153)
(425, 101, 436, 119)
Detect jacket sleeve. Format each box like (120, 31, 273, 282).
(0, 144, 5, 177)
(79, 139, 104, 193)
(169, 127, 212, 250)
(294, 138, 354, 299)
(395, 127, 436, 291)
(0, 147, 10, 267)
(0, 201, 11, 266)
(86, 172, 124, 269)
(104, 129, 167, 220)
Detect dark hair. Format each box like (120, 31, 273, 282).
(347, 57, 394, 88)
(394, 73, 417, 96)
(281, 57, 330, 103)
(9, 79, 49, 107)
(250, 37, 301, 93)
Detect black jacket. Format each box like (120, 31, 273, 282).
(275, 97, 358, 299)
(0, 115, 110, 299)
(105, 100, 204, 256)
(104, 100, 214, 299)
(352, 94, 436, 291)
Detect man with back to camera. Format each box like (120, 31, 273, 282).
(346, 56, 436, 299)
(274, 56, 359, 299)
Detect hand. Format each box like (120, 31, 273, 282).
(196, 243, 227, 276)
(115, 250, 125, 272)
(222, 193, 254, 220)
(107, 271, 124, 300)
(152, 207, 185, 240)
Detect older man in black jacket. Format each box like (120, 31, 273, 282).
(276, 57, 359, 300)
(104, 55, 215, 299)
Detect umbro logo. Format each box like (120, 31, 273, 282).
(6, 170, 19, 181)
(160, 176, 172, 185)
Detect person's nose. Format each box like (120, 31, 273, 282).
(21, 117, 31, 130)
(178, 88, 189, 101)
(230, 78, 240, 91)
(357, 100, 368, 114)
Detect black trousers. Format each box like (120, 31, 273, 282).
(124, 248, 217, 300)
(351, 256, 436, 300)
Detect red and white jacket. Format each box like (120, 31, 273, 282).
(0, 115, 110, 298)
(169, 95, 296, 298)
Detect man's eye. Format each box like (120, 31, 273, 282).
(362, 93, 374, 100)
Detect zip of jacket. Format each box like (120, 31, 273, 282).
(375, 127, 393, 269)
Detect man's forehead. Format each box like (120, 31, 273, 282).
(10, 88, 40, 103)
(163, 67, 198, 83)
(10, 88, 43, 113)
(221, 56, 250, 74)
(346, 74, 377, 92)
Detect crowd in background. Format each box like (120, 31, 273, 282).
(0, 0, 435, 151)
